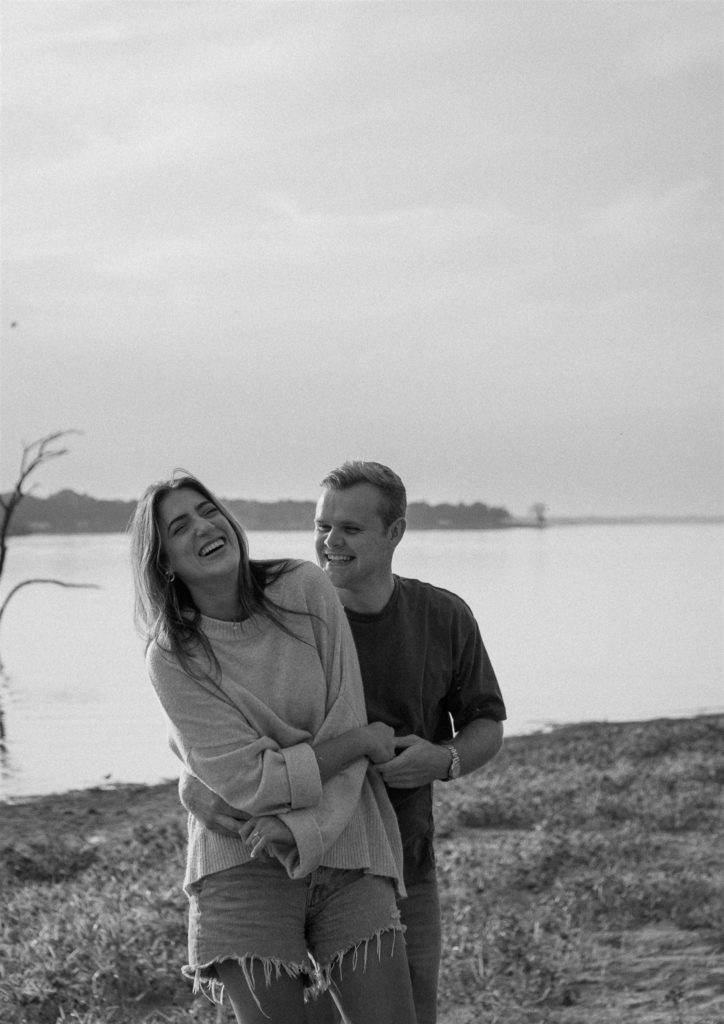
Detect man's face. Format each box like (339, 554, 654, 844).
(314, 483, 401, 597)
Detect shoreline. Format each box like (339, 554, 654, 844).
(3, 710, 724, 808)
(7, 515, 723, 540)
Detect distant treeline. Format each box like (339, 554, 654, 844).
(5, 489, 516, 535)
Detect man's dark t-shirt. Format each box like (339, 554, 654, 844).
(345, 575, 506, 883)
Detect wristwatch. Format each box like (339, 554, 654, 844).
(442, 743, 462, 781)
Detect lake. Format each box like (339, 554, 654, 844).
(0, 524, 721, 800)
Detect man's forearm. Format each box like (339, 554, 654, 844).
(452, 717, 504, 776)
(376, 717, 504, 788)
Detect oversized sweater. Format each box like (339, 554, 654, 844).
(146, 560, 404, 895)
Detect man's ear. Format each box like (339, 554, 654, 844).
(388, 517, 407, 548)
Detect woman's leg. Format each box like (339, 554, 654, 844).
(216, 958, 307, 1024)
(188, 860, 311, 1023)
(330, 929, 417, 1024)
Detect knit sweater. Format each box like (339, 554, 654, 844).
(146, 560, 404, 895)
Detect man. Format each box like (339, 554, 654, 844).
(180, 461, 506, 1024)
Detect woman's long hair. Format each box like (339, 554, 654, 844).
(130, 473, 301, 682)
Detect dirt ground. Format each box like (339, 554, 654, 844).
(3, 767, 723, 1024)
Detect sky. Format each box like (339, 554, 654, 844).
(1, 0, 722, 517)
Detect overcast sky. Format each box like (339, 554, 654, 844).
(2, 1, 721, 516)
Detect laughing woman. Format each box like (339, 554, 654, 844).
(130, 474, 416, 1024)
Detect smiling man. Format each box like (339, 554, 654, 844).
(306, 461, 506, 1024)
(313, 472, 405, 613)
(180, 461, 506, 1024)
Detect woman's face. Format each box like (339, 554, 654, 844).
(158, 488, 242, 596)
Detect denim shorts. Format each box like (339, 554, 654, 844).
(184, 859, 404, 1004)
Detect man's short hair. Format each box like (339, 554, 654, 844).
(320, 461, 407, 528)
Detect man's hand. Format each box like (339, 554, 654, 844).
(179, 772, 249, 836)
(377, 719, 504, 788)
(375, 734, 450, 788)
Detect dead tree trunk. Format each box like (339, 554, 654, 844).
(0, 431, 98, 664)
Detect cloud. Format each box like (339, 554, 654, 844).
(619, 4, 722, 80)
(2, 1, 721, 515)
(585, 180, 712, 243)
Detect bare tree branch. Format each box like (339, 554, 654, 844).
(0, 430, 81, 577)
(0, 578, 100, 631)
(0, 430, 99, 667)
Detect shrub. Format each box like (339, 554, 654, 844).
(1, 838, 98, 883)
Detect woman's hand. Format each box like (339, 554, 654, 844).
(360, 722, 398, 764)
(238, 816, 296, 859)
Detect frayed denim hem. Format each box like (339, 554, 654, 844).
(183, 954, 311, 1016)
(308, 920, 406, 1002)
(182, 921, 406, 1018)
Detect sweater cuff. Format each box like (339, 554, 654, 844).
(281, 743, 323, 809)
(276, 809, 324, 879)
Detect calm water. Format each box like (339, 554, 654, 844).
(0, 525, 721, 800)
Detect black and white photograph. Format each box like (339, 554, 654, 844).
(1, 3, 722, 1023)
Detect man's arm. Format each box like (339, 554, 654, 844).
(376, 717, 504, 788)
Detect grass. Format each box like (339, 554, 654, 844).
(1, 715, 723, 1024)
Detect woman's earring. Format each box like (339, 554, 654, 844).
(165, 570, 176, 583)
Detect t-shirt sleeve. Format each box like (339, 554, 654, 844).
(445, 602, 507, 728)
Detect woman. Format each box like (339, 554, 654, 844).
(130, 473, 416, 1024)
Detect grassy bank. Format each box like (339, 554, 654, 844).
(2, 715, 723, 1024)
